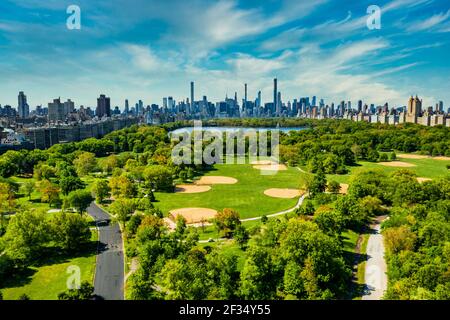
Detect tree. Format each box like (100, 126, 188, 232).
(213, 208, 241, 238)
(37, 179, 60, 207)
(327, 180, 341, 194)
(379, 153, 389, 162)
(240, 246, 279, 300)
(234, 225, 250, 248)
(99, 154, 119, 174)
(367, 149, 380, 162)
(143, 165, 174, 192)
(33, 163, 56, 181)
(18, 294, 30, 300)
(110, 198, 135, 226)
(92, 179, 110, 203)
(0, 182, 16, 227)
(73, 152, 97, 177)
(383, 225, 416, 254)
(58, 281, 94, 300)
(389, 152, 397, 161)
(308, 170, 327, 197)
(21, 181, 34, 200)
(2, 210, 50, 263)
(59, 175, 85, 195)
(109, 174, 136, 198)
(51, 211, 91, 251)
(67, 189, 93, 215)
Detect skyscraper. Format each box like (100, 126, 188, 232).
(96, 94, 111, 118)
(48, 98, 65, 122)
(190, 81, 194, 114)
(273, 78, 279, 116)
(244, 83, 248, 105)
(18, 91, 29, 118)
(125, 99, 129, 114)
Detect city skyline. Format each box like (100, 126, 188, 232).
(0, 0, 449, 108)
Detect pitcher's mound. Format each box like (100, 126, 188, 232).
(195, 176, 238, 185)
(253, 164, 287, 171)
(264, 188, 302, 198)
(378, 161, 416, 167)
(175, 185, 211, 193)
(169, 208, 218, 224)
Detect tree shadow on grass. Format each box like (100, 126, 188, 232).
(0, 240, 98, 291)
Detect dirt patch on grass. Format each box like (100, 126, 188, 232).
(433, 156, 450, 161)
(398, 154, 429, 160)
(340, 183, 349, 194)
(264, 188, 302, 199)
(251, 160, 278, 165)
(417, 177, 432, 183)
(169, 208, 218, 224)
(378, 161, 416, 168)
(253, 164, 288, 171)
(195, 176, 238, 185)
(175, 185, 211, 193)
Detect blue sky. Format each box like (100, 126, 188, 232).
(0, 0, 449, 109)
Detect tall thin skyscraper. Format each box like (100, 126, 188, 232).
(273, 78, 278, 116)
(96, 94, 111, 118)
(18, 91, 29, 118)
(190, 81, 194, 114)
(125, 99, 129, 114)
(244, 83, 248, 104)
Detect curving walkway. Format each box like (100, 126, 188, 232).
(362, 217, 388, 300)
(87, 202, 124, 300)
(198, 194, 306, 243)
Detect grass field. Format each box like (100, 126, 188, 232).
(326, 156, 450, 184)
(1, 231, 97, 300)
(154, 163, 303, 219)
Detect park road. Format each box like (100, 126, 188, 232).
(362, 216, 388, 300)
(87, 202, 124, 300)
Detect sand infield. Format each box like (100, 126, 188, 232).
(175, 185, 211, 194)
(195, 176, 238, 185)
(264, 188, 302, 199)
(253, 164, 288, 171)
(398, 154, 450, 161)
(169, 208, 218, 224)
(378, 161, 416, 168)
(433, 156, 450, 161)
(398, 154, 429, 160)
(340, 183, 349, 194)
(251, 160, 278, 165)
(417, 177, 432, 183)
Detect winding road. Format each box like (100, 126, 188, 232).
(87, 202, 124, 300)
(362, 217, 388, 300)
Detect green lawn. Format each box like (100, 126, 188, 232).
(327, 156, 450, 184)
(154, 163, 304, 219)
(1, 232, 98, 300)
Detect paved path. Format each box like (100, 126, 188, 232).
(199, 194, 306, 243)
(362, 217, 388, 300)
(241, 194, 306, 222)
(87, 202, 124, 300)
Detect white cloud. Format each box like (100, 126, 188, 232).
(406, 10, 450, 31)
